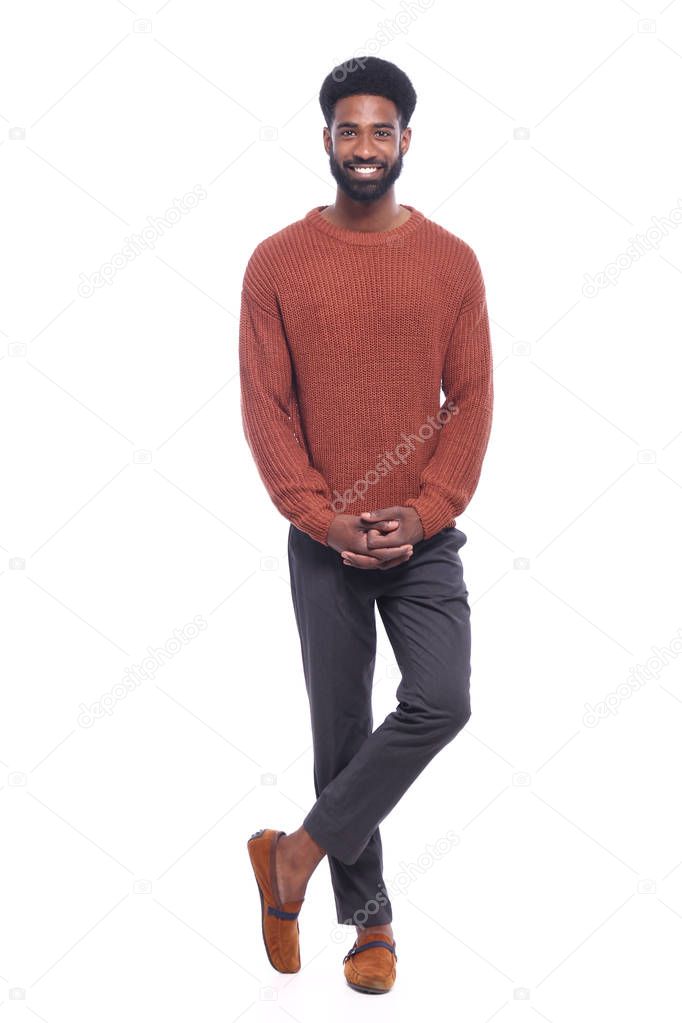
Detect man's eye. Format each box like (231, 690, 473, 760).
(338, 129, 391, 137)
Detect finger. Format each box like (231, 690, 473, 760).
(366, 527, 405, 549)
(342, 547, 411, 569)
(380, 542, 414, 563)
(366, 544, 413, 563)
(344, 545, 412, 567)
(360, 508, 401, 525)
(361, 519, 399, 536)
(342, 553, 383, 569)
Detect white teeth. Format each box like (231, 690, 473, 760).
(352, 166, 380, 174)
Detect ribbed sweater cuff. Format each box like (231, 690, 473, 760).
(296, 506, 336, 546)
(404, 489, 456, 541)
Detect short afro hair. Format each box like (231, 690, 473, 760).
(319, 56, 417, 131)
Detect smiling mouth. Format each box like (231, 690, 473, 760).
(347, 165, 384, 176)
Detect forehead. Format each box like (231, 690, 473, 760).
(332, 93, 400, 125)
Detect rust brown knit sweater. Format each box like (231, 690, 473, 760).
(239, 204, 493, 546)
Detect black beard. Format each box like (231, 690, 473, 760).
(328, 149, 404, 203)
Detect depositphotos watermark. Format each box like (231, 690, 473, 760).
(331, 0, 435, 75)
(329, 828, 460, 939)
(76, 184, 207, 297)
(582, 627, 682, 727)
(331, 399, 458, 514)
(77, 615, 207, 727)
(581, 197, 682, 297)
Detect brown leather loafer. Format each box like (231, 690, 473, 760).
(247, 828, 304, 973)
(343, 930, 397, 994)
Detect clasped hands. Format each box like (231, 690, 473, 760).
(326, 506, 424, 570)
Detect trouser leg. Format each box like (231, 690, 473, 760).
(287, 525, 393, 925)
(303, 526, 472, 865)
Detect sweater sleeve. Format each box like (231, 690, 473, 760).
(404, 251, 494, 540)
(238, 271, 337, 546)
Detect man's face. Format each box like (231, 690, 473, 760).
(323, 93, 411, 203)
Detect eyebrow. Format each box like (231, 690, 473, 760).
(335, 121, 396, 129)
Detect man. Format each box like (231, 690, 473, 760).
(241, 55, 493, 995)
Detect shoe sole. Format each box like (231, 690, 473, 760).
(346, 979, 392, 994)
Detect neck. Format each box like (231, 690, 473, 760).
(323, 189, 407, 232)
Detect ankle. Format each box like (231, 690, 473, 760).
(282, 827, 326, 868)
(356, 923, 393, 937)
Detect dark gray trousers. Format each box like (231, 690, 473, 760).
(287, 522, 472, 927)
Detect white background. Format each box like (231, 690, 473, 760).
(2, 0, 682, 1019)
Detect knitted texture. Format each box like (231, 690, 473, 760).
(239, 205, 493, 545)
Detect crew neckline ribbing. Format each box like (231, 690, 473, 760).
(304, 204, 426, 246)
